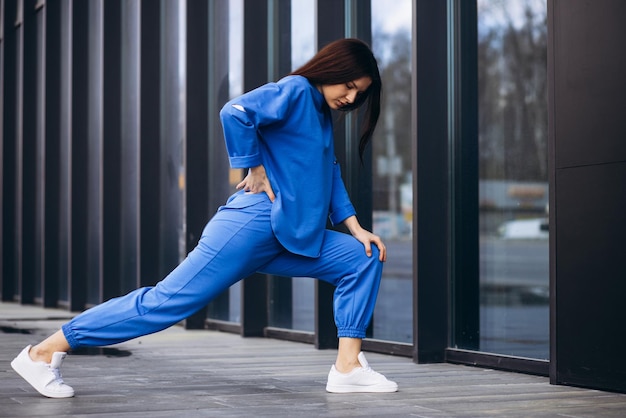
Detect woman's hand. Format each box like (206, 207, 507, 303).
(343, 216, 387, 262)
(236, 165, 276, 202)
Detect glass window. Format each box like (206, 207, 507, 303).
(370, 0, 413, 343)
(266, 0, 317, 333)
(476, 0, 548, 359)
(206, 0, 244, 324)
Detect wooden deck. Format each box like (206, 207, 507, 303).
(1, 303, 625, 417)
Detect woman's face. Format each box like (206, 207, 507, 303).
(319, 76, 372, 110)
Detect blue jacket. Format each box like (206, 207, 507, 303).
(219, 75, 356, 257)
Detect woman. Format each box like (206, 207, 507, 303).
(11, 38, 398, 397)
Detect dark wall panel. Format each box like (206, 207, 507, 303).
(415, 0, 453, 363)
(554, 1, 626, 169)
(44, 0, 62, 306)
(21, 0, 37, 303)
(139, 0, 161, 288)
(101, 0, 122, 301)
(551, 0, 626, 393)
(2, 0, 17, 301)
(555, 162, 626, 392)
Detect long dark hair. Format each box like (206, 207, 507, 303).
(291, 38, 382, 160)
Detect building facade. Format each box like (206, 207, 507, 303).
(1, 0, 624, 393)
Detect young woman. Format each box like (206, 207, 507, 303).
(11, 38, 398, 397)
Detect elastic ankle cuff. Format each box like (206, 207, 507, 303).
(61, 323, 80, 350)
(337, 328, 366, 339)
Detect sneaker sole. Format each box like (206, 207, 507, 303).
(11, 358, 75, 398)
(326, 383, 398, 393)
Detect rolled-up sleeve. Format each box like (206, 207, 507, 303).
(220, 82, 296, 169)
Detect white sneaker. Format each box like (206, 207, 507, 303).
(326, 352, 398, 393)
(11, 345, 75, 398)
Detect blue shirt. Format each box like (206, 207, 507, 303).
(220, 75, 356, 257)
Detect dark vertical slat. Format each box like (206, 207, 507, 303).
(119, 0, 140, 295)
(315, 0, 344, 350)
(20, 0, 36, 304)
(184, 0, 209, 330)
(413, 0, 453, 363)
(68, 0, 88, 311)
(57, 0, 71, 305)
(43, 0, 61, 307)
(449, 0, 479, 353)
(101, 0, 122, 302)
(547, 0, 556, 386)
(85, 0, 103, 306)
(1, 0, 17, 301)
(139, 0, 160, 288)
(0, 0, 4, 301)
(239, 0, 268, 337)
(33, 1, 46, 303)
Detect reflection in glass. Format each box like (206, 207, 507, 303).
(477, 0, 548, 359)
(370, 0, 413, 343)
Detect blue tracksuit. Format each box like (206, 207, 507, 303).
(62, 76, 383, 348)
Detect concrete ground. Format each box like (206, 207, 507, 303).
(1, 302, 625, 417)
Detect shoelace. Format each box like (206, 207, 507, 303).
(48, 365, 65, 385)
(362, 367, 385, 378)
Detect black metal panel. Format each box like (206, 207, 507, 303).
(85, 1, 104, 306)
(183, 0, 209, 330)
(43, 0, 61, 307)
(240, 0, 269, 337)
(448, 0, 479, 354)
(243, 0, 268, 90)
(0, 0, 4, 302)
(101, 0, 122, 302)
(139, 0, 161, 288)
(549, 0, 626, 394)
(553, 1, 626, 169)
(20, 0, 37, 304)
(413, 0, 453, 363)
(547, 0, 557, 384)
(1, 0, 17, 301)
(33, 2, 46, 304)
(554, 162, 626, 392)
(315, 0, 344, 350)
(446, 348, 549, 377)
(68, 0, 88, 311)
(119, 0, 140, 295)
(57, 0, 71, 305)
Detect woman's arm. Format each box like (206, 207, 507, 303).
(236, 164, 276, 202)
(343, 215, 387, 262)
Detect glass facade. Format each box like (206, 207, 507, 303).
(476, 0, 549, 359)
(1, 0, 552, 374)
(370, 0, 413, 343)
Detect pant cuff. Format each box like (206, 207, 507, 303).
(61, 323, 81, 350)
(337, 328, 366, 339)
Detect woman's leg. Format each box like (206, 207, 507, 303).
(336, 337, 362, 372)
(61, 197, 280, 351)
(258, 229, 383, 371)
(29, 331, 70, 363)
(259, 229, 396, 392)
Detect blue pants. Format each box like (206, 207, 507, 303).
(62, 192, 383, 349)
